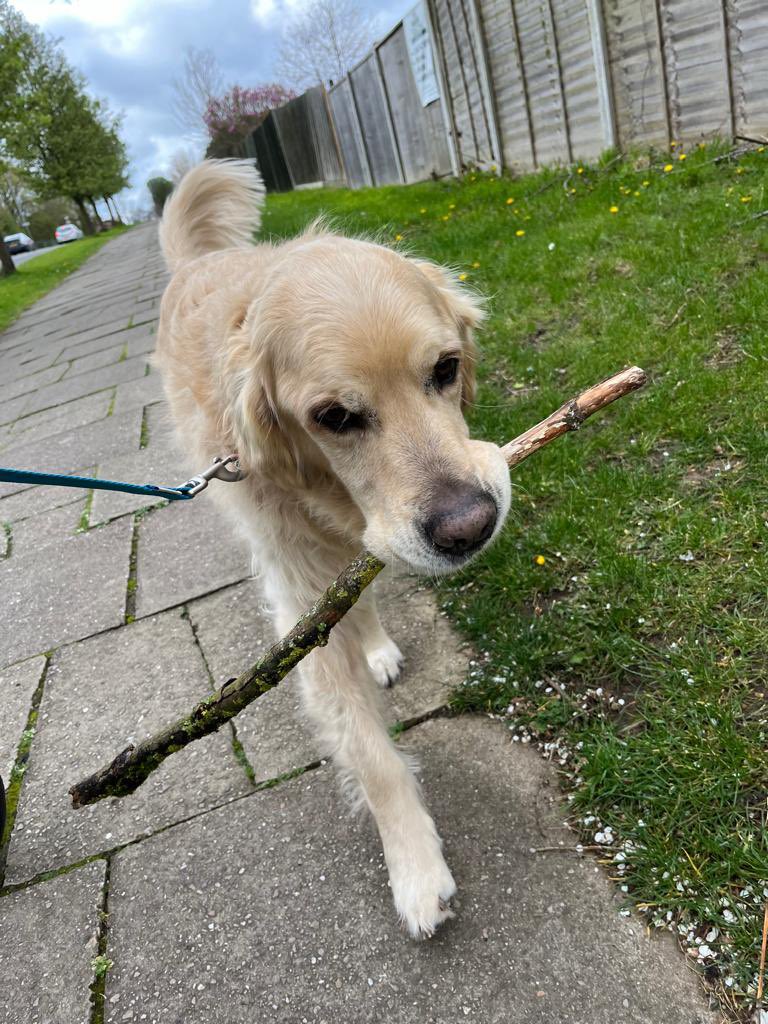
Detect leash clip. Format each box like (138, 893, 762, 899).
(182, 454, 245, 497)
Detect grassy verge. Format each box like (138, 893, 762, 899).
(263, 143, 768, 1019)
(0, 227, 128, 333)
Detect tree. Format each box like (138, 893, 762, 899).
(171, 47, 224, 141)
(276, 0, 373, 90)
(27, 196, 79, 242)
(168, 146, 198, 185)
(0, 4, 129, 238)
(203, 83, 295, 158)
(147, 177, 173, 217)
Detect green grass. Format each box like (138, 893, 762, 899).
(262, 143, 768, 1019)
(0, 227, 128, 332)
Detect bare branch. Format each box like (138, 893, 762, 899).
(170, 47, 224, 141)
(276, 0, 375, 90)
(70, 367, 647, 809)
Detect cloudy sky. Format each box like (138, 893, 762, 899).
(14, 0, 412, 217)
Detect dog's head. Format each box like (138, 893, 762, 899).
(229, 233, 511, 574)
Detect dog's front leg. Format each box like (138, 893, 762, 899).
(299, 616, 456, 937)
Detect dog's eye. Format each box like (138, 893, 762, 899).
(314, 404, 366, 434)
(433, 357, 459, 389)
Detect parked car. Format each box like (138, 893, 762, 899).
(3, 232, 35, 254)
(54, 223, 84, 244)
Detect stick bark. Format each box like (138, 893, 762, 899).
(70, 366, 646, 809)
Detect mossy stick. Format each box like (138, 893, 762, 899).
(70, 366, 646, 809)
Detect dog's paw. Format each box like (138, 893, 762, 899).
(367, 638, 405, 688)
(389, 851, 457, 939)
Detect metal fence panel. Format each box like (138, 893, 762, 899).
(349, 56, 403, 185)
(328, 79, 371, 188)
(659, 0, 733, 140)
(727, 0, 768, 137)
(378, 25, 453, 182)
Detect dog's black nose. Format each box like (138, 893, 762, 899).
(422, 483, 498, 557)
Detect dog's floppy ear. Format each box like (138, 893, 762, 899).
(223, 332, 301, 483)
(411, 259, 484, 410)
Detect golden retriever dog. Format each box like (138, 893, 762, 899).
(155, 160, 511, 938)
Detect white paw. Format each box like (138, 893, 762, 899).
(388, 844, 457, 939)
(367, 638, 405, 688)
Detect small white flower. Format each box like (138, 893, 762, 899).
(548, 242, 556, 251)
(678, 550, 695, 562)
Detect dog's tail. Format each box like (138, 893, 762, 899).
(158, 159, 266, 273)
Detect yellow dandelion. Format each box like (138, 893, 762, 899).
(449, 203, 456, 209)
(570, 187, 576, 194)
(670, 140, 677, 148)
(609, 205, 619, 213)
(441, 214, 450, 221)
(577, 167, 584, 174)
(420, 208, 427, 214)
(758, 146, 765, 153)
(506, 197, 515, 205)
(515, 229, 525, 237)
(634, 190, 640, 197)
(535, 554, 546, 566)
(642, 180, 650, 186)
(664, 163, 674, 172)
(678, 153, 687, 161)
(740, 195, 752, 203)
(698, 142, 706, 149)
(458, 272, 468, 281)
(394, 233, 403, 241)
(736, 167, 745, 174)
(490, 164, 497, 171)
(472, 261, 480, 268)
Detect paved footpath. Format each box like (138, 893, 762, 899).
(0, 226, 720, 1023)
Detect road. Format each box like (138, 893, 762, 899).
(12, 244, 57, 267)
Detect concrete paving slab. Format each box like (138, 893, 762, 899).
(9, 498, 86, 558)
(0, 363, 68, 406)
(5, 609, 252, 883)
(0, 656, 45, 781)
(110, 374, 165, 416)
(0, 516, 132, 668)
(0, 482, 87, 524)
(65, 340, 128, 377)
(23, 356, 149, 417)
(134, 499, 251, 619)
(89, 443, 186, 525)
(187, 574, 470, 783)
(0, 391, 32, 427)
(0, 407, 143, 498)
(104, 718, 717, 1024)
(55, 322, 153, 364)
(2, 390, 112, 452)
(0, 860, 105, 1024)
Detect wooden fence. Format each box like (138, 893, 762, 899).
(249, 0, 768, 191)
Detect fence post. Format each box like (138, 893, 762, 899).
(426, 0, 462, 176)
(585, 0, 617, 151)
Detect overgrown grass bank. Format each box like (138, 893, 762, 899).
(262, 144, 767, 1019)
(0, 227, 128, 332)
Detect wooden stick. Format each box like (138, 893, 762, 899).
(758, 900, 768, 1003)
(70, 366, 646, 808)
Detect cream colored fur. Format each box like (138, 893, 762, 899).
(155, 159, 511, 938)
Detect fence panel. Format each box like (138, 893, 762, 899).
(727, 0, 768, 138)
(602, 0, 669, 147)
(432, 0, 495, 168)
(551, 0, 608, 158)
(246, 114, 293, 193)
(378, 25, 453, 182)
(659, 0, 733, 140)
(304, 87, 345, 186)
(328, 79, 371, 188)
(514, 0, 571, 164)
(349, 56, 403, 185)
(476, 0, 536, 170)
